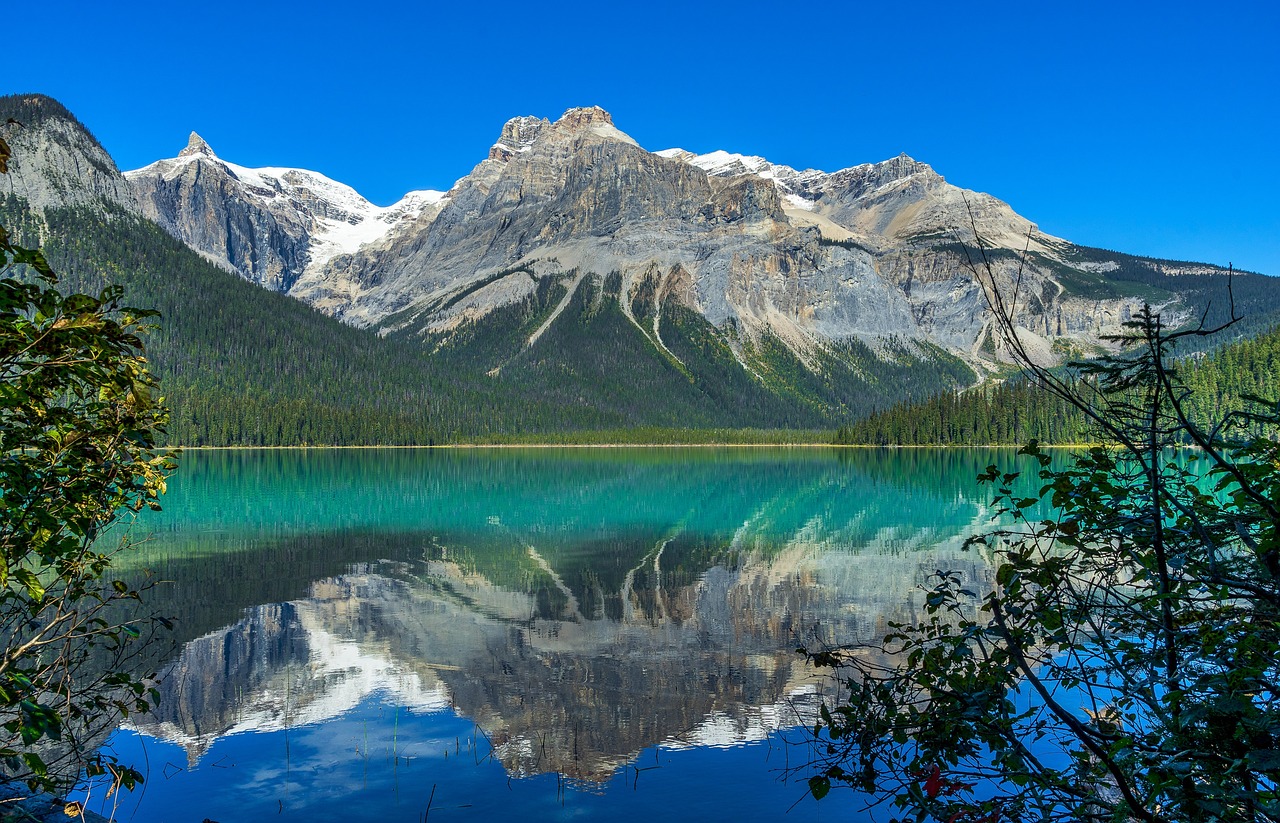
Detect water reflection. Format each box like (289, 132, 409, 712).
(89, 448, 1024, 818)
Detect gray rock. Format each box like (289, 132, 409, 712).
(6, 96, 1228, 390)
(297, 106, 1150, 374)
(0, 103, 135, 213)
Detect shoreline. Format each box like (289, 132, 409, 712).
(167, 442, 1100, 450)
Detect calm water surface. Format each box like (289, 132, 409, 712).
(76, 447, 1022, 822)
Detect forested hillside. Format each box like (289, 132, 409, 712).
(6, 191, 1274, 448)
(1, 196, 978, 444)
(0, 197, 534, 445)
(837, 324, 1280, 445)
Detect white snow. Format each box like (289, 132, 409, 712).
(664, 684, 822, 750)
(127, 606, 453, 762)
(687, 149, 775, 177)
(306, 188, 448, 270)
(784, 192, 816, 211)
(655, 148, 826, 210)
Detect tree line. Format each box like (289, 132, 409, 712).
(836, 322, 1280, 445)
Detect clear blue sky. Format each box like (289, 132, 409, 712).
(12, 0, 1280, 274)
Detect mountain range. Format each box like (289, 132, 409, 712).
(1, 93, 1274, 444)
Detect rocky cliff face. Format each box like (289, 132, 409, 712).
(126, 133, 444, 292)
(0, 95, 135, 213)
(283, 107, 1160, 371)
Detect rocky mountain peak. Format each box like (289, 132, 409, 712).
(548, 105, 637, 147)
(556, 106, 613, 129)
(870, 153, 937, 183)
(488, 107, 635, 162)
(179, 131, 217, 159)
(489, 115, 549, 161)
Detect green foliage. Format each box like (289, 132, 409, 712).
(837, 377, 1093, 445)
(838, 324, 1280, 446)
(806, 304, 1280, 821)
(1181, 325, 1280, 434)
(0, 215, 176, 797)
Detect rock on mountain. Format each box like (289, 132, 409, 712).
(0, 95, 136, 213)
(115, 105, 1257, 381)
(285, 107, 1159, 370)
(126, 134, 445, 292)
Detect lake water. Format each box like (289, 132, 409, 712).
(74, 447, 1019, 822)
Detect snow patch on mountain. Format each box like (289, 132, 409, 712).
(305, 189, 448, 271)
(656, 147, 825, 210)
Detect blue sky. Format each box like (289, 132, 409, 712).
(12, 0, 1280, 274)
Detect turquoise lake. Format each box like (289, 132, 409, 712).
(73, 447, 1027, 822)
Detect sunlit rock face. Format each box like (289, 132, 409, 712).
(288, 107, 1164, 372)
(116, 106, 1176, 373)
(133, 528, 994, 782)
(8, 96, 1250, 398)
(0, 96, 135, 212)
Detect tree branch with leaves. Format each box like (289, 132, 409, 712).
(0, 132, 177, 803)
(802, 208, 1280, 823)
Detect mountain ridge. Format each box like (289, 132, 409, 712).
(121, 104, 1264, 376)
(3, 93, 1276, 444)
(125, 132, 446, 292)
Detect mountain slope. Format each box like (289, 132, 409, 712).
(116, 105, 1280, 384)
(1, 96, 960, 442)
(271, 107, 1273, 380)
(1, 195, 519, 445)
(0, 94, 135, 212)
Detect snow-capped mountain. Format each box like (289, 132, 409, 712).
(126, 133, 446, 292)
(281, 106, 1118, 371)
(6, 94, 1263, 431)
(655, 147, 829, 213)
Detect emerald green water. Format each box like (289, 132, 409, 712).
(77, 447, 1023, 822)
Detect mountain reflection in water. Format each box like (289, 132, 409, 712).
(82, 447, 1017, 820)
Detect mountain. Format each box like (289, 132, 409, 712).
(127, 133, 445, 292)
(0, 94, 135, 212)
(131, 106, 1275, 377)
(294, 107, 1066, 359)
(3, 93, 1276, 443)
(0, 94, 545, 446)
